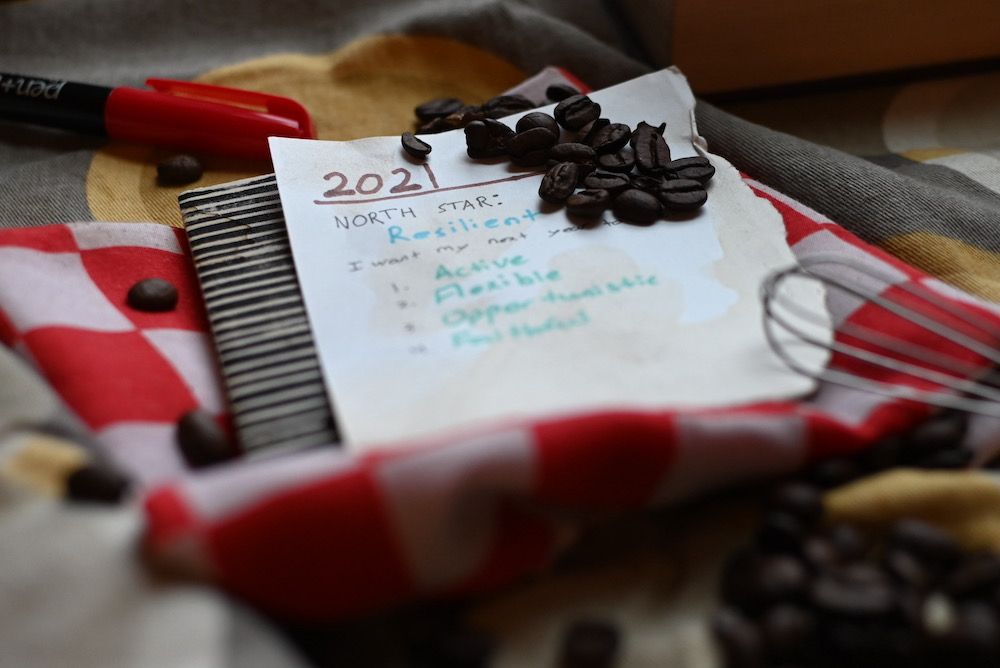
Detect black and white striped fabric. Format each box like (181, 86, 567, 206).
(178, 174, 339, 453)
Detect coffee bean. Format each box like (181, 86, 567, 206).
(539, 162, 580, 204)
(516, 111, 559, 136)
(801, 536, 841, 572)
(659, 178, 703, 193)
(565, 189, 610, 218)
(859, 434, 904, 472)
(464, 119, 511, 158)
(903, 409, 969, 460)
(510, 149, 550, 167)
(811, 572, 895, 617)
(666, 156, 716, 184)
(157, 154, 203, 186)
(596, 148, 635, 173)
(576, 118, 610, 145)
(711, 607, 764, 668)
(415, 97, 464, 122)
(918, 447, 974, 470)
(889, 519, 961, 566)
(417, 116, 455, 135)
(177, 409, 233, 468)
(769, 483, 824, 526)
(946, 553, 1000, 597)
(827, 523, 867, 561)
(754, 555, 809, 608)
(762, 605, 814, 660)
(632, 125, 671, 175)
(583, 171, 630, 195)
(756, 511, 806, 553)
(559, 619, 619, 668)
(553, 94, 601, 131)
(400, 132, 431, 159)
(508, 127, 558, 157)
(659, 187, 708, 212)
(629, 175, 663, 192)
(65, 464, 130, 504)
(481, 94, 535, 118)
(885, 548, 935, 590)
(612, 188, 661, 225)
(808, 457, 862, 489)
(546, 83, 579, 102)
(127, 278, 178, 312)
(548, 142, 595, 164)
(589, 122, 631, 154)
(951, 602, 1000, 659)
(439, 106, 485, 131)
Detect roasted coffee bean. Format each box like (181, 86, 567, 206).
(753, 555, 809, 608)
(628, 121, 659, 148)
(577, 118, 610, 145)
(539, 162, 580, 204)
(659, 178, 703, 194)
(589, 122, 631, 154)
(859, 434, 904, 472)
(633, 131, 671, 175)
(481, 94, 535, 118)
(65, 464, 130, 504)
(808, 457, 861, 489)
(127, 278, 178, 312)
(157, 154, 203, 185)
(659, 187, 707, 212)
(801, 536, 841, 572)
(441, 106, 485, 129)
(885, 548, 935, 589)
(553, 94, 601, 130)
(811, 571, 895, 617)
(508, 127, 558, 156)
(769, 483, 824, 526)
(711, 608, 764, 668)
(762, 605, 814, 661)
(612, 188, 661, 225)
(177, 409, 233, 468)
(827, 523, 867, 561)
(950, 602, 1000, 659)
(559, 619, 619, 668)
(510, 149, 550, 167)
(546, 83, 579, 102)
(918, 447, 973, 469)
(629, 175, 663, 192)
(400, 132, 432, 159)
(464, 119, 511, 158)
(889, 519, 961, 566)
(946, 553, 1000, 597)
(417, 116, 456, 135)
(415, 97, 464, 122)
(516, 111, 560, 136)
(756, 511, 805, 553)
(596, 148, 634, 173)
(566, 189, 610, 218)
(548, 142, 595, 164)
(583, 171, 630, 195)
(666, 156, 716, 183)
(903, 409, 968, 460)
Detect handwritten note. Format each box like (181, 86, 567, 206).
(270, 69, 829, 449)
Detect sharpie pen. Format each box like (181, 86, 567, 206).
(0, 72, 316, 160)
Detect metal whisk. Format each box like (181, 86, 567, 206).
(762, 253, 1000, 417)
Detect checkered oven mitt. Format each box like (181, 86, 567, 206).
(0, 180, 998, 619)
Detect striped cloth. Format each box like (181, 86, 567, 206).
(138, 181, 1000, 618)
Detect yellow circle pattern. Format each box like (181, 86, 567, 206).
(86, 35, 525, 227)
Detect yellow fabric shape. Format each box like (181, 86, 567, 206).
(86, 34, 525, 227)
(825, 468, 1000, 551)
(881, 231, 1000, 302)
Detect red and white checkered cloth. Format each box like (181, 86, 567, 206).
(1, 184, 997, 619)
(0, 223, 227, 485)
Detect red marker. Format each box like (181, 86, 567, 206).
(0, 72, 316, 160)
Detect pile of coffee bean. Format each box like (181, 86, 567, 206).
(712, 409, 1000, 667)
(404, 90, 713, 225)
